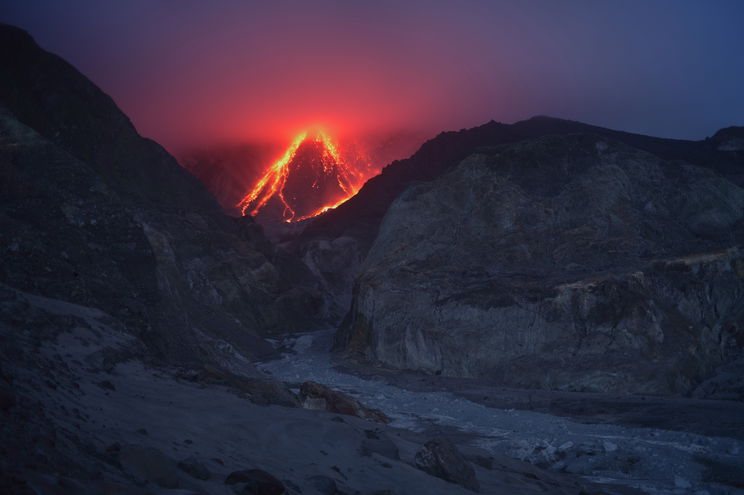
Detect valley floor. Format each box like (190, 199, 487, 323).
(260, 331, 744, 495)
(2, 287, 742, 494)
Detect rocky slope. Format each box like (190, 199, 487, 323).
(0, 24, 325, 368)
(300, 117, 744, 250)
(3, 285, 647, 495)
(294, 116, 744, 314)
(337, 134, 744, 396)
(179, 142, 278, 217)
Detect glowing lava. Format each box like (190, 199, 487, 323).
(237, 130, 366, 223)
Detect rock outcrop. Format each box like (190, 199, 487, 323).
(414, 437, 480, 492)
(225, 468, 286, 494)
(337, 134, 744, 395)
(299, 381, 391, 423)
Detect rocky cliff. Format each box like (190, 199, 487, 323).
(294, 117, 744, 316)
(0, 24, 324, 367)
(337, 134, 744, 396)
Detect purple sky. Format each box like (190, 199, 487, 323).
(2, 0, 743, 151)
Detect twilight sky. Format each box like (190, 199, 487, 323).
(2, 0, 743, 151)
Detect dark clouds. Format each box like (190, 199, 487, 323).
(2, 0, 743, 151)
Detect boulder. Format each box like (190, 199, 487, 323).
(299, 381, 390, 423)
(414, 437, 479, 492)
(177, 366, 299, 407)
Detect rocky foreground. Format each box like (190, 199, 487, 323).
(2, 285, 651, 495)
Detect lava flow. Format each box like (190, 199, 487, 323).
(236, 130, 367, 223)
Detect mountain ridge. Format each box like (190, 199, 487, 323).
(297, 115, 744, 250)
(0, 24, 326, 366)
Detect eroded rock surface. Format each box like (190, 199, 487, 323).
(414, 437, 480, 492)
(294, 117, 744, 319)
(338, 135, 744, 395)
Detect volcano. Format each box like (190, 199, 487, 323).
(237, 131, 366, 223)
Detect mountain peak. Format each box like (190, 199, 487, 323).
(237, 130, 365, 224)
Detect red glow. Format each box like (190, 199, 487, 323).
(236, 130, 369, 223)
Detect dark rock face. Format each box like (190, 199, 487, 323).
(0, 24, 325, 367)
(118, 445, 183, 488)
(225, 469, 286, 494)
(338, 135, 744, 395)
(692, 357, 744, 400)
(301, 235, 367, 319)
(299, 381, 391, 423)
(414, 437, 480, 492)
(0, 386, 14, 412)
(177, 456, 212, 480)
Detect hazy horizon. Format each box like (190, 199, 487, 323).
(2, 0, 744, 153)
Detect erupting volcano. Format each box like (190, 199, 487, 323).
(236, 130, 368, 223)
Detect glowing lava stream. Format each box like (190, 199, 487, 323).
(237, 130, 362, 222)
